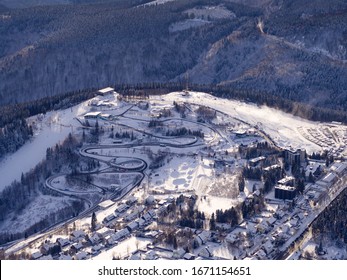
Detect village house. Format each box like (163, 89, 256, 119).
(56, 238, 70, 248)
(70, 230, 86, 241)
(87, 232, 102, 245)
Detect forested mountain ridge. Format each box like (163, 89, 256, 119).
(0, 0, 347, 111)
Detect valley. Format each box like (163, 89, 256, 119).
(2, 89, 347, 260)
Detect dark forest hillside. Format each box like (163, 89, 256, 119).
(0, 0, 346, 111)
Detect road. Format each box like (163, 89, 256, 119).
(274, 173, 347, 259)
(4, 113, 204, 256)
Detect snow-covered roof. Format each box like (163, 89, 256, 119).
(129, 254, 141, 260)
(127, 221, 139, 231)
(124, 212, 138, 222)
(225, 233, 238, 243)
(322, 172, 337, 183)
(99, 200, 115, 208)
(57, 238, 70, 247)
(75, 251, 88, 260)
(104, 213, 116, 223)
(144, 231, 160, 238)
(195, 231, 211, 245)
(136, 205, 145, 213)
(96, 227, 113, 237)
(84, 111, 101, 117)
(98, 87, 114, 94)
(264, 164, 280, 171)
(158, 199, 167, 206)
(136, 218, 146, 227)
(38, 255, 53, 260)
(126, 196, 138, 205)
(148, 209, 156, 218)
(330, 162, 347, 174)
(92, 244, 102, 252)
(32, 251, 43, 259)
(116, 204, 129, 213)
(142, 213, 152, 222)
(71, 230, 86, 238)
(71, 242, 84, 251)
(114, 228, 130, 241)
(105, 234, 117, 245)
(275, 185, 296, 191)
(249, 156, 266, 163)
(88, 233, 101, 244)
(59, 254, 72, 260)
(183, 253, 196, 260)
(278, 176, 295, 185)
(267, 216, 277, 225)
(41, 242, 56, 252)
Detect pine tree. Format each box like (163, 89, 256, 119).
(308, 172, 315, 183)
(238, 176, 245, 193)
(91, 212, 97, 231)
(173, 237, 178, 250)
(210, 213, 216, 231)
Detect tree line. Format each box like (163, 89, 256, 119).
(0, 88, 96, 160)
(116, 82, 347, 124)
(0, 134, 88, 245)
(312, 188, 347, 246)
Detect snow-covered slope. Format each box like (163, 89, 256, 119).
(164, 91, 322, 153)
(0, 100, 90, 191)
(0, 91, 329, 191)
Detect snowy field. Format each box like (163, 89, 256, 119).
(0, 100, 90, 191)
(0, 90, 327, 192)
(0, 195, 75, 234)
(163, 91, 324, 153)
(92, 236, 150, 260)
(1, 89, 340, 259)
(141, 0, 176, 6)
(185, 5, 236, 20)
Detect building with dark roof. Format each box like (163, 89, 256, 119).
(275, 185, 296, 200)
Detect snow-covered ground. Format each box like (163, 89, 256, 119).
(0, 195, 75, 233)
(2, 89, 341, 259)
(196, 196, 238, 216)
(185, 5, 236, 20)
(0, 100, 90, 191)
(1, 90, 327, 192)
(163, 91, 323, 153)
(169, 19, 210, 32)
(92, 236, 150, 260)
(141, 0, 176, 6)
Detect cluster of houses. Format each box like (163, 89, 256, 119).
(298, 126, 347, 157)
(223, 157, 347, 260)
(30, 194, 182, 260)
(305, 161, 347, 204)
(225, 202, 311, 260)
(126, 229, 220, 261)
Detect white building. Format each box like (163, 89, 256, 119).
(318, 172, 337, 188)
(84, 111, 101, 120)
(96, 227, 113, 238)
(98, 87, 114, 96)
(330, 162, 347, 175)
